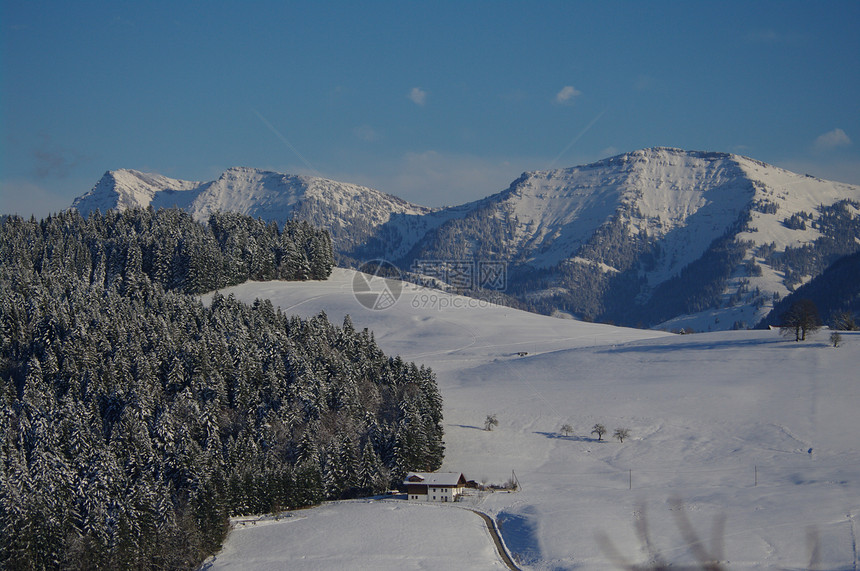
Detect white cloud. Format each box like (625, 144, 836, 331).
(813, 128, 852, 152)
(746, 29, 779, 43)
(599, 146, 620, 158)
(633, 75, 658, 92)
(353, 125, 380, 142)
(555, 85, 581, 105)
(408, 87, 427, 106)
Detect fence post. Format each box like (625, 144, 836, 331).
(755, 465, 757, 487)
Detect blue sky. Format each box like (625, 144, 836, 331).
(2, 1, 859, 217)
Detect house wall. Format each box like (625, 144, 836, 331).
(406, 485, 463, 502)
(432, 486, 452, 502)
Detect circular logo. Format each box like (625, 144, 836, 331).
(352, 260, 403, 310)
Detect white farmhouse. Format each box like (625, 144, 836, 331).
(403, 472, 467, 502)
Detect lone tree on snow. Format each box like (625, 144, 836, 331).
(591, 423, 607, 441)
(613, 427, 631, 443)
(560, 423, 574, 437)
(779, 299, 821, 341)
(484, 414, 499, 431)
(830, 330, 842, 348)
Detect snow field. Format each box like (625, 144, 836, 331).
(203, 269, 860, 569)
(205, 500, 504, 570)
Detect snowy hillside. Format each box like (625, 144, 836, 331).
(202, 269, 860, 570)
(71, 168, 205, 213)
(72, 149, 860, 330)
(399, 149, 755, 270)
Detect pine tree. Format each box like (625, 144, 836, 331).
(357, 441, 385, 496)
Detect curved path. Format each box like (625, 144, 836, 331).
(465, 508, 521, 571)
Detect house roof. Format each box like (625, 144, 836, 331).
(403, 472, 466, 487)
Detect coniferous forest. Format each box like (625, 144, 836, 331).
(0, 208, 444, 569)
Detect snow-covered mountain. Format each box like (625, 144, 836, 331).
(72, 167, 431, 255)
(71, 149, 860, 330)
(361, 148, 860, 330)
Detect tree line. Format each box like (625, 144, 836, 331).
(0, 207, 333, 296)
(0, 208, 444, 569)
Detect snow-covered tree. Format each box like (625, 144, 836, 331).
(613, 427, 630, 443)
(484, 414, 499, 431)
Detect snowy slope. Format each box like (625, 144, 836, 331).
(737, 157, 860, 249)
(205, 500, 505, 570)
(374, 148, 761, 271)
(71, 169, 205, 213)
(187, 167, 431, 230)
(202, 270, 860, 570)
(487, 148, 753, 271)
(656, 157, 860, 333)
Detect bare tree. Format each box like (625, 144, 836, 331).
(560, 423, 573, 437)
(484, 414, 499, 431)
(613, 427, 630, 443)
(830, 310, 857, 331)
(780, 299, 821, 341)
(830, 330, 842, 347)
(591, 423, 607, 441)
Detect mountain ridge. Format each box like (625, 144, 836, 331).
(73, 166, 431, 254)
(70, 148, 860, 330)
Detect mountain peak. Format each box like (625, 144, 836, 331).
(71, 169, 201, 215)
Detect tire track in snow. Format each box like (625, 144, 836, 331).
(465, 508, 522, 571)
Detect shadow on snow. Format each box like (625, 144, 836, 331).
(535, 431, 605, 443)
